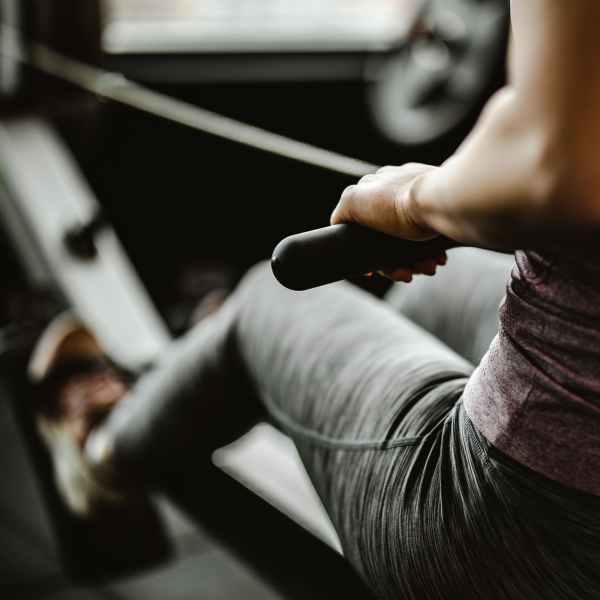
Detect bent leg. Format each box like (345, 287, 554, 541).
(104, 262, 472, 473)
(97, 260, 600, 600)
(225, 262, 600, 599)
(99, 263, 473, 595)
(232, 263, 471, 445)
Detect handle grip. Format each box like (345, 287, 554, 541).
(271, 224, 457, 290)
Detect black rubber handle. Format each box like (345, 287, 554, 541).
(271, 224, 457, 290)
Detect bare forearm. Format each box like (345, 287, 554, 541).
(409, 1, 600, 249)
(332, 1, 600, 265)
(409, 87, 598, 249)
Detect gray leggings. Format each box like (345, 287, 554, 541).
(108, 249, 600, 600)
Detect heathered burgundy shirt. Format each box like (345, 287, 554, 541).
(464, 249, 600, 496)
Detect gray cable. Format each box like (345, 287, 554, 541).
(1, 25, 379, 178)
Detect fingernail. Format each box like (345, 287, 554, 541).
(424, 260, 437, 275)
(414, 260, 436, 275)
(391, 269, 412, 282)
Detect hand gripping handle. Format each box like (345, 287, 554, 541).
(271, 223, 457, 290)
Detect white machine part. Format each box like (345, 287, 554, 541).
(0, 118, 170, 369)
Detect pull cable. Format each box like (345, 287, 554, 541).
(1, 24, 379, 178)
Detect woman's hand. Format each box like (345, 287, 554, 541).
(330, 164, 446, 282)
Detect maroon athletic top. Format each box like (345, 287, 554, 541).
(464, 249, 600, 496)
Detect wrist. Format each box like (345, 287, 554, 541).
(400, 170, 439, 239)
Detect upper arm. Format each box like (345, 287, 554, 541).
(411, 1, 600, 243)
(509, 1, 600, 207)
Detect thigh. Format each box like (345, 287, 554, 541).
(107, 262, 472, 479)
(370, 403, 600, 600)
(385, 248, 514, 364)
(236, 265, 599, 600)
(234, 263, 473, 450)
(233, 264, 476, 588)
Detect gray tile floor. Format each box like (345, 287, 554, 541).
(0, 391, 282, 600)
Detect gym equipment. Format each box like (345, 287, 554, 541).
(101, 0, 508, 148)
(368, 0, 509, 145)
(272, 223, 455, 290)
(104, 0, 420, 55)
(0, 119, 170, 370)
(6, 34, 376, 177)
(102, 0, 421, 86)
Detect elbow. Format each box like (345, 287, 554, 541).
(492, 87, 600, 224)
(526, 155, 567, 215)
(524, 136, 600, 225)
(531, 162, 600, 227)
(522, 116, 600, 225)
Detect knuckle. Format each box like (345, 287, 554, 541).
(359, 174, 376, 184)
(341, 184, 357, 201)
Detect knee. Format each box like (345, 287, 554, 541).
(238, 260, 272, 291)
(234, 260, 282, 304)
(244, 260, 272, 283)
